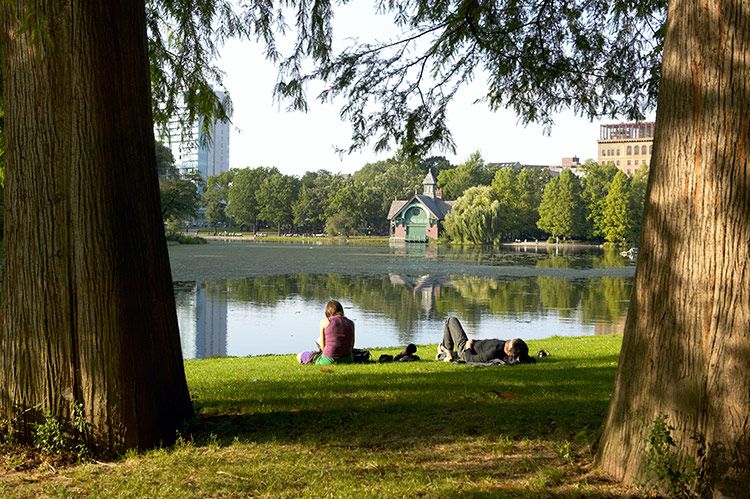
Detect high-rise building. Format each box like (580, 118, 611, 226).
(157, 90, 231, 180)
(597, 121, 654, 175)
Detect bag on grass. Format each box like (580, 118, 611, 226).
(352, 348, 371, 363)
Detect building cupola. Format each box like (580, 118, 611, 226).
(422, 169, 436, 198)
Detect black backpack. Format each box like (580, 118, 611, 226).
(352, 348, 371, 363)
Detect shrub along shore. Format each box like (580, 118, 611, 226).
(0, 335, 643, 497)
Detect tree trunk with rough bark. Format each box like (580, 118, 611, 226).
(0, 0, 192, 453)
(596, 0, 750, 495)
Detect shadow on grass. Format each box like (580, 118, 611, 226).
(188, 357, 618, 449)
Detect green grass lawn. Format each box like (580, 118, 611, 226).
(0, 335, 641, 497)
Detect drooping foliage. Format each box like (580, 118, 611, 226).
(144, 1, 665, 157)
(443, 185, 501, 244)
(275, 0, 667, 155)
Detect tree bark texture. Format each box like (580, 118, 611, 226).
(0, 0, 193, 453)
(597, 0, 750, 495)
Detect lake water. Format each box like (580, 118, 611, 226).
(169, 241, 635, 359)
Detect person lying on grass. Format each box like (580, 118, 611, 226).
(436, 316, 536, 364)
(297, 299, 355, 365)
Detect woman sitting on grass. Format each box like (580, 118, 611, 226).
(297, 300, 355, 365)
(437, 316, 536, 364)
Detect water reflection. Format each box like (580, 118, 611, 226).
(174, 281, 228, 359)
(175, 272, 632, 359)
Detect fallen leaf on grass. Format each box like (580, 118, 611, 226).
(319, 367, 334, 373)
(488, 390, 518, 399)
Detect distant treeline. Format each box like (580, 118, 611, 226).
(444, 159, 648, 246)
(158, 143, 648, 245)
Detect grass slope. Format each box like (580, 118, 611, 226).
(1, 335, 641, 497)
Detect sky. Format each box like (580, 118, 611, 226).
(215, 4, 623, 178)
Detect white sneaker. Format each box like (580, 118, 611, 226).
(437, 344, 454, 361)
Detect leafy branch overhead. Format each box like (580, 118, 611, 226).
(148, 0, 666, 155)
(275, 0, 667, 155)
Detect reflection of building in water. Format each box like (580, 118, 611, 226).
(389, 274, 450, 318)
(390, 241, 439, 259)
(174, 280, 228, 359)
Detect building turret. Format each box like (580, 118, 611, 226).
(422, 169, 436, 198)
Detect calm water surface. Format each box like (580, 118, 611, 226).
(169, 241, 635, 359)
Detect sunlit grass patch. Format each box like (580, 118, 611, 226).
(0, 335, 638, 497)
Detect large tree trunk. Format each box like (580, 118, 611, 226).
(596, 0, 750, 495)
(0, 0, 192, 453)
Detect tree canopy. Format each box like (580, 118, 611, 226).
(600, 171, 634, 245)
(580, 160, 619, 239)
(537, 169, 584, 241)
(142, 1, 665, 157)
(203, 169, 236, 226)
(275, 0, 666, 155)
(226, 167, 279, 231)
(437, 151, 488, 200)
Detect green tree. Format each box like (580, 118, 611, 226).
(226, 167, 278, 231)
(324, 212, 355, 236)
(292, 170, 343, 232)
(443, 185, 501, 244)
(600, 171, 634, 245)
(515, 167, 550, 239)
(319, 154, 425, 235)
(489, 167, 519, 239)
(203, 169, 236, 226)
(420, 156, 452, 175)
(292, 185, 317, 231)
(351, 154, 425, 233)
(155, 141, 179, 179)
(580, 161, 619, 240)
(537, 169, 585, 242)
(160, 174, 201, 228)
(437, 151, 488, 200)
(488, 166, 550, 240)
(347, 160, 402, 232)
(257, 172, 300, 234)
(324, 176, 356, 220)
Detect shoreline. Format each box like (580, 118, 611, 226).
(191, 232, 610, 249)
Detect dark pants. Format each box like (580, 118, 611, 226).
(441, 317, 469, 356)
